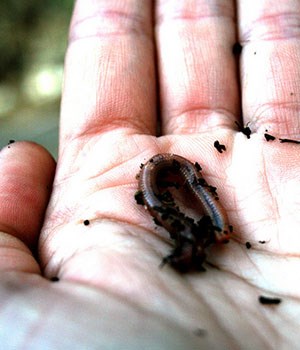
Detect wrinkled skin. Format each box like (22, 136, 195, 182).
(1, 1, 300, 349)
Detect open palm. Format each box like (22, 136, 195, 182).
(1, 1, 300, 349)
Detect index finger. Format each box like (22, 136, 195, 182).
(60, 0, 156, 151)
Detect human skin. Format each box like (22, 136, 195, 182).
(1, 0, 300, 348)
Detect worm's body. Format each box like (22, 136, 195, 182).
(136, 154, 231, 271)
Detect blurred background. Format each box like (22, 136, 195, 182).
(0, 0, 74, 158)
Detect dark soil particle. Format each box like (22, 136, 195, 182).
(279, 138, 300, 144)
(194, 162, 202, 172)
(232, 42, 243, 55)
(259, 295, 282, 305)
(214, 140, 226, 153)
(50, 277, 60, 282)
(235, 122, 251, 139)
(264, 133, 276, 141)
(134, 190, 144, 205)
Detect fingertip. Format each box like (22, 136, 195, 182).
(1, 140, 56, 165)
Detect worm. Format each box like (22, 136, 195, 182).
(136, 153, 232, 271)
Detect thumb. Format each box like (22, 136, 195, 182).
(0, 141, 55, 273)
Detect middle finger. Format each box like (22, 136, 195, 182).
(156, 0, 239, 135)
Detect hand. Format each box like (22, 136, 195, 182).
(1, 1, 300, 348)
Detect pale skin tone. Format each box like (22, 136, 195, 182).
(1, 0, 300, 348)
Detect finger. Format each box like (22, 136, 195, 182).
(0, 142, 55, 272)
(156, 0, 240, 135)
(60, 0, 156, 148)
(239, 0, 300, 137)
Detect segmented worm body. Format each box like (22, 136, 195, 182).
(135, 154, 232, 272)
